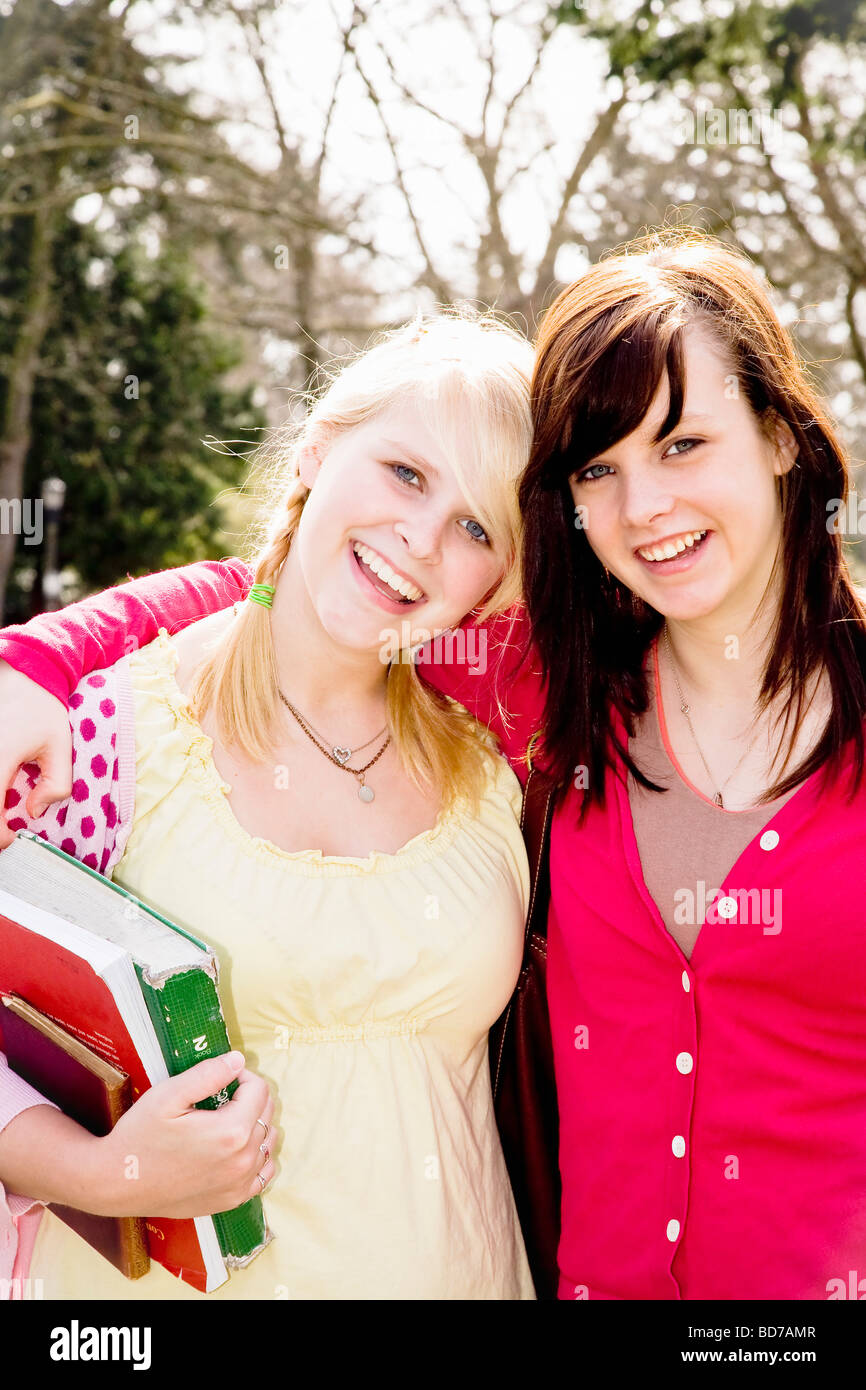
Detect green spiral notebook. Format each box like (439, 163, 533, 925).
(0, 830, 272, 1293)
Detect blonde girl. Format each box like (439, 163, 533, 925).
(0, 310, 537, 1300)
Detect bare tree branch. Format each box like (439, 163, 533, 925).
(845, 279, 866, 382)
(478, 6, 497, 147)
(1, 130, 249, 168)
(4, 90, 125, 124)
(790, 53, 866, 280)
(239, 3, 295, 174)
(529, 93, 627, 306)
(338, 5, 453, 300)
(443, 0, 487, 52)
(510, 138, 557, 182)
(42, 69, 238, 130)
(727, 73, 839, 270)
(498, 50, 541, 136)
(357, 7, 472, 142)
(312, 17, 351, 197)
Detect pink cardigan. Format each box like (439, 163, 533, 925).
(6, 559, 864, 1300)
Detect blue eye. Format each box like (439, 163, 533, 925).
(390, 459, 489, 543)
(460, 518, 489, 544)
(392, 463, 421, 486)
(663, 437, 702, 457)
(575, 463, 612, 484)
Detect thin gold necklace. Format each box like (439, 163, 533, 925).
(662, 627, 760, 809)
(277, 690, 390, 803)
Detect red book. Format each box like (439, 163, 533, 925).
(0, 993, 150, 1278)
(0, 832, 271, 1292)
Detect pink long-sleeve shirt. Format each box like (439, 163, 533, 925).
(2, 560, 865, 1300)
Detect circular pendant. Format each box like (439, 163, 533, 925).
(358, 783, 375, 803)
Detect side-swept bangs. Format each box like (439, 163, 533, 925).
(541, 305, 690, 490)
(415, 359, 532, 619)
(520, 230, 866, 815)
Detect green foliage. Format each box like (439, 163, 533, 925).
(0, 0, 279, 619)
(1, 217, 264, 616)
(546, 0, 866, 471)
(556, 0, 866, 106)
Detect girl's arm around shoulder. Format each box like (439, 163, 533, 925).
(0, 561, 247, 845)
(4, 656, 134, 872)
(0, 558, 251, 706)
(417, 606, 549, 784)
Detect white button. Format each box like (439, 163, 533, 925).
(666, 1219, 681, 1242)
(760, 830, 779, 851)
(717, 895, 737, 919)
(672, 1135, 686, 1158)
(681, 970, 690, 993)
(676, 1051, 694, 1074)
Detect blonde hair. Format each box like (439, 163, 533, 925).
(189, 309, 534, 812)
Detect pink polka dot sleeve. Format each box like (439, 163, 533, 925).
(0, 657, 136, 1288)
(4, 658, 136, 876)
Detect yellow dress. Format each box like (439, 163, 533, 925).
(29, 632, 535, 1300)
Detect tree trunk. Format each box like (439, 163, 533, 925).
(0, 202, 55, 622)
(293, 229, 321, 395)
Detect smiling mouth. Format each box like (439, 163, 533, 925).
(636, 529, 709, 563)
(351, 541, 426, 604)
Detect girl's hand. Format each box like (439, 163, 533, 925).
(0, 659, 72, 849)
(92, 1054, 279, 1219)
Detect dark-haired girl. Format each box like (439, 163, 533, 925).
(1, 233, 864, 1300)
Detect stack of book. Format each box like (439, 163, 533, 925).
(0, 831, 271, 1292)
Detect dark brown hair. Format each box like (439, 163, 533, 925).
(519, 229, 866, 810)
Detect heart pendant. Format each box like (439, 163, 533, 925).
(332, 746, 352, 766)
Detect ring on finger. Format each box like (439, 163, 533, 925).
(256, 1118, 270, 1142)
(257, 1171, 268, 1194)
(259, 1143, 270, 1161)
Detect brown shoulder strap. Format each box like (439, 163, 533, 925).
(519, 768, 556, 946)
